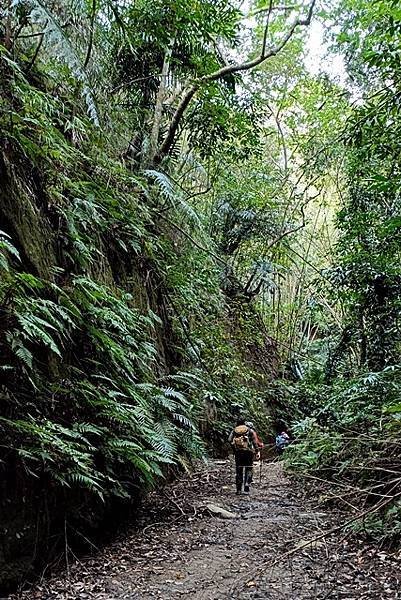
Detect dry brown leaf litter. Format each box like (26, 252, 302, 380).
(8, 460, 401, 600)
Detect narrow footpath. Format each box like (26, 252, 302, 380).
(12, 460, 401, 600)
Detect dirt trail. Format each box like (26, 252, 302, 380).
(12, 459, 401, 600)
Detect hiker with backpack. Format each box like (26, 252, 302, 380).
(275, 430, 290, 455)
(228, 418, 259, 495)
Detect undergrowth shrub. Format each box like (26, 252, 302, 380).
(1, 266, 206, 498)
(283, 368, 401, 543)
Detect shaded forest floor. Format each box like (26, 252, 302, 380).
(10, 459, 401, 600)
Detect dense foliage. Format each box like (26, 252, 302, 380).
(1, 0, 317, 586)
(282, 0, 401, 544)
(1, 0, 401, 590)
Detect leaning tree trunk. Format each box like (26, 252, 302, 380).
(142, 38, 174, 169)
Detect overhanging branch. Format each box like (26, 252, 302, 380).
(155, 0, 316, 161)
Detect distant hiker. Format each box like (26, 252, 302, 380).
(228, 418, 259, 494)
(275, 431, 290, 455)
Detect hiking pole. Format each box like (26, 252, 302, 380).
(259, 454, 263, 485)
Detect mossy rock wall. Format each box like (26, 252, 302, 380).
(0, 147, 58, 279)
(0, 143, 174, 592)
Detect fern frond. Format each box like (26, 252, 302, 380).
(172, 413, 194, 429)
(0, 230, 20, 271)
(162, 387, 187, 403)
(144, 169, 203, 228)
(17, 315, 62, 356)
(15, 0, 99, 124)
(144, 170, 175, 201)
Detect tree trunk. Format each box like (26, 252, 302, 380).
(3, 0, 13, 50)
(143, 38, 174, 168)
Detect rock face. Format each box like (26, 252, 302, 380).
(0, 149, 58, 280)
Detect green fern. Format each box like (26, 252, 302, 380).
(0, 231, 20, 271)
(145, 169, 203, 227)
(8, 337, 34, 369)
(14, 0, 99, 124)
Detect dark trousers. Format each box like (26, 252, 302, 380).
(234, 450, 254, 491)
